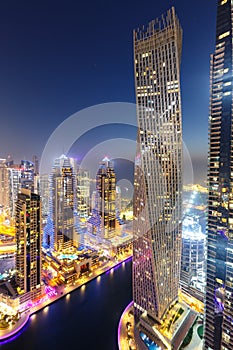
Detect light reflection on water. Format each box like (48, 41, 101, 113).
(97, 275, 101, 283)
(1, 259, 132, 350)
(43, 307, 49, 313)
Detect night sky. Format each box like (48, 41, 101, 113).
(0, 0, 217, 184)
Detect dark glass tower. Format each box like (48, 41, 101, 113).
(205, 1, 233, 349)
(96, 158, 116, 238)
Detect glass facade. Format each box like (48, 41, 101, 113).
(0, 159, 9, 209)
(205, 0, 233, 349)
(44, 155, 77, 251)
(132, 6, 183, 334)
(180, 216, 206, 294)
(96, 159, 116, 238)
(77, 168, 90, 218)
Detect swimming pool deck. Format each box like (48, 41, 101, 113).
(183, 320, 203, 350)
(118, 303, 198, 350)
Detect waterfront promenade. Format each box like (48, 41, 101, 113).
(0, 253, 132, 342)
(118, 301, 136, 350)
(0, 313, 29, 341)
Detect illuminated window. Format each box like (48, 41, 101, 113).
(218, 31, 230, 40)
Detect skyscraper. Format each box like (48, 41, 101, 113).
(8, 167, 21, 216)
(96, 158, 116, 238)
(39, 173, 50, 221)
(115, 185, 121, 218)
(77, 168, 90, 218)
(20, 160, 35, 192)
(44, 155, 77, 251)
(15, 188, 42, 302)
(205, 1, 233, 348)
(87, 158, 116, 238)
(180, 216, 206, 294)
(0, 158, 9, 209)
(132, 7, 183, 347)
(32, 155, 39, 175)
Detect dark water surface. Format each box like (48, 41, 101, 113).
(0, 260, 132, 350)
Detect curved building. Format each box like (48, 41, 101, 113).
(132, 7, 183, 348)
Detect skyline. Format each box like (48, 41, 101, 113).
(0, 0, 217, 184)
(0, 2, 224, 349)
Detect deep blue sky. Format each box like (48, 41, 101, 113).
(0, 0, 217, 183)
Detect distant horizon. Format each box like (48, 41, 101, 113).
(0, 0, 215, 186)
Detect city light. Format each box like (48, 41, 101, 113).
(0, 0, 231, 348)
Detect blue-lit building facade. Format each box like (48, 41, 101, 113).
(181, 216, 206, 294)
(205, 0, 233, 349)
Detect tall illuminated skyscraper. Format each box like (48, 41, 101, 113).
(205, 1, 233, 349)
(39, 174, 50, 221)
(77, 168, 90, 218)
(15, 189, 42, 302)
(180, 216, 206, 294)
(8, 167, 21, 216)
(96, 158, 116, 238)
(0, 158, 9, 209)
(20, 160, 35, 191)
(44, 155, 77, 251)
(133, 7, 183, 346)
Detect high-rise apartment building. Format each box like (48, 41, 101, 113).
(20, 160, 35, 192)
(15, 188, 42, 302)
(133, 7, 183, 347)
(8, 167, 21, 216)
(96, 158, 116, 238)
(0, 158, 9, 209)
(205, 1, 233, 349)
(180, 216, 206, 294)
(115, 185, 121, 218)
(44, 155, 77, 251)
(39, 174, 50, 221)
(32, 155, 39, 175)
(77, 168, 90, 218)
